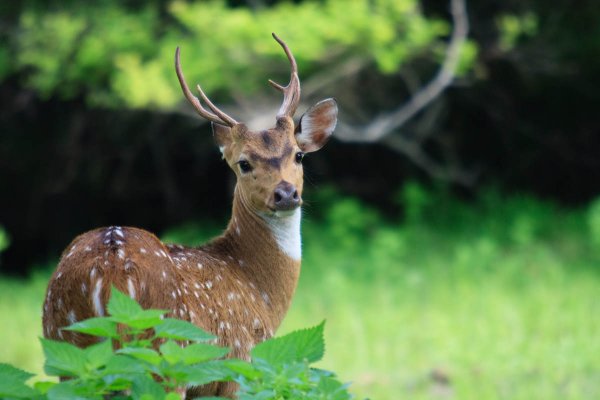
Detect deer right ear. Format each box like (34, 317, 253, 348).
(295, 98, 338, 153)
(212, 122, 233, 158)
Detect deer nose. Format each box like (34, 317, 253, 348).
(273, 181, 301, 211)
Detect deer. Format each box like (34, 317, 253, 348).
(41, 33, 338, 398)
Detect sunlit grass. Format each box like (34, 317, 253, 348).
(1, 189, 599, 399)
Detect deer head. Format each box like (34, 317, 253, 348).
(175, 33, 337, 218)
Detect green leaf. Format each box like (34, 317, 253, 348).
(106, 286, 166, 329)
(154, 318, 216, 342)
(85, 340, 114, 370)
(47, 380, 95, 400)
(122, 309, 167, 330)
(64, 317, 118, 338)
(0, 363, 38, 398)
(41, 338, 88, 377)
(251, 321, 325, 366)
(106, 285, 143, 321)
(102, 354, 148, 376)
(160, 340, 229, 366)
(34, 380, 57, 394)
(222, 359, 262, 380)
(176, 361, 234, 386)
(131, 374, 166, 399)
(117, 347, 162, 366)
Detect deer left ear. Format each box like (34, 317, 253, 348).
(295, 98, 338, 153)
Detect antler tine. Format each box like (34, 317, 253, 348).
(268, 33, 301, 119)
(175, 47, 237, 127)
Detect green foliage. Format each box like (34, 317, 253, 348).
(2, 188, 600, 399)
(587, 196, 600, 247)
(0, 287, 352, 399)
(0, 225, 9, 254)
(5, 0, 472, 108)
(497, 12, 539, 51)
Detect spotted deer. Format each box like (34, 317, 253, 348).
(42, 33, 337, 397)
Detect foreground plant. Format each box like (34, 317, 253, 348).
(0, 288, 351, 399)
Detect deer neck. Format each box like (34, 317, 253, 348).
(216, 188, 302, 326)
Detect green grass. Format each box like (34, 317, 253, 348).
(1, 187, 599, 399)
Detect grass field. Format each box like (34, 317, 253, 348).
(1, 187, 599, 399)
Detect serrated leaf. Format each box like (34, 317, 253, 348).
(34, 380, 57, 394)
(251, 321, 325, 366)
(0, 363, 38, 398)
(159, 340, 184, 364)
(131, 374, 166, 399)
(182, 343, 230, 365)
(64, 317, 118, 338)
(41, 338, 87, 377)
(154, 318, 216, 342)
(102, 354, 148, 376)
(107, 286, 143, 321)
(222, 359, 262, 380)
(118, 347, 162, 366)
(85, 340, 114, 370)
(160, 340, 228, 366)
(47, 380, 93, 400)
(176, 361, 234, 386)
(123, 309, 166, 330)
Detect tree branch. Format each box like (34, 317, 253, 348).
(336, 0, 469, 142)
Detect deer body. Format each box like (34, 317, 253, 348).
(42, 34, 337, 398)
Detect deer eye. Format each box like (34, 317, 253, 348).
(295, 152, 304, 164)
(238, 160, 253, 173)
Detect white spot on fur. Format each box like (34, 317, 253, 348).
(81, 282, 87, 295)
(114, 227, 124, 238)
(92, 278, 104, 316)
(261, 292, 270, 304)
(67, 310, 77, 325)
(197, 263, 203, 269)
(90, 268, 96, 280)
(140, 247, 147, 254)
(127, 278, 136, 299)
(56, 272, 62, 279)
(205, 281, 213, 289)
(234, 339, 241, 348)
(171, 291, 176, 299)
(162, 271, 167, 280)
(85, 246, 92, 252)
(253, 318, 260, 329)
(117, 249, 125, 260)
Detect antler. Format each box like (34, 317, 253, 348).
(175, 47, 237, 127)
(268, 33, 301, 119)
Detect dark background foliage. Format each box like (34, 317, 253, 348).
(1, 0, 599, 273)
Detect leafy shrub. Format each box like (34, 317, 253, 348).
(0, 287, 352, 399)
(5, 0, 472, 108)
(0, 226, 9, 254)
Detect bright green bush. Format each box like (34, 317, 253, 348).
(0, 287, 352, 399)
(0, 226, 9, 254)
(6, 0, 472, 108)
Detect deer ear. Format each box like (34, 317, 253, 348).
(295, 98, 337, 153)
(212, 122, 233, 157)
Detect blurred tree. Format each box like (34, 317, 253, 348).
(1, 0, 600, 273)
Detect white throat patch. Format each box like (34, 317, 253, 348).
(262, 208, 302, 260)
